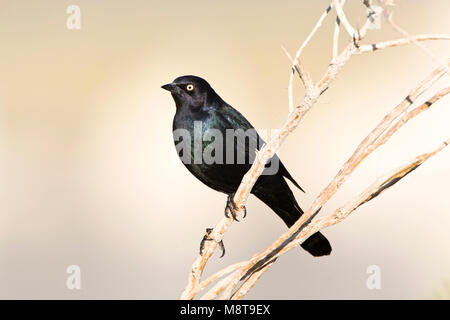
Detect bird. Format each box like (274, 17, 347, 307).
(162, 75, 331, 257)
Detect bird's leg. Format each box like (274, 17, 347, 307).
(224, 193, 246, 221)
(199, 228, 225, 258)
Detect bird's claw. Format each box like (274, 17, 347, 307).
(224, 193, 246, 221)
(199, 228, 225, 258)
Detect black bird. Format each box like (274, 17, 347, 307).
(162, 75, 331, 257)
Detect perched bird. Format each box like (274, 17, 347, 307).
(162, 75, 331, 257)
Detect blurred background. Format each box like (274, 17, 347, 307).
(0, 0, 449, 299)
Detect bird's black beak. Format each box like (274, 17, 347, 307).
(161, 83, 177, 92)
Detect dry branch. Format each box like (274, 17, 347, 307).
(216, 64, 450, 299)
(231, 139, 449, 299)
(357, 35, 450, 54)
(180, 1, 450, 300)
(332, 0, 356, 39)
(331, 0, 345, 63)
(377, 0, 450, 76)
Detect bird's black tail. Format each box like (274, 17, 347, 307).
(273, 206, 332, 257)
(252, 175, 332, 257)
(300, 231, 332, 257)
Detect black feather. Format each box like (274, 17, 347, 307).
(165, 75, 332, 257)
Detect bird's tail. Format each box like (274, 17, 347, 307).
(277, 206, 332, 257)
(252, 177, 332, 257)
(300, 231, 332, 257)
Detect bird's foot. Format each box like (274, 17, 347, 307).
(199, 228, 225, 258)
(224, 193, 246, 221)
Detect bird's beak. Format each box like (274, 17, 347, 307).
(161, 83, 177, 92)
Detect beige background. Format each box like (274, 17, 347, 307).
(0, 0, 449, 299)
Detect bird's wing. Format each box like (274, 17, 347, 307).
(217, 103, 305, 192)
(219, 103, 255, 131)
(216, 103, 262, 161)
(278, 162, 305, 192)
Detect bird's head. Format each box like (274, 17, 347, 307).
(162, 75, 220, 110)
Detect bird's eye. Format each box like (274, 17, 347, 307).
(186, 84, 194, 91)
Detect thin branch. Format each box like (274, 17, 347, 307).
(230, 259, 276, 300)
(197, 261, 247, 294)
(286, 1, 341, 112)
(283, 139, 450, 253)
(373, 87, 450, 150)
(357, 34, 450, 54)
(332, 0, 356, 39)
(180, 1, 450, 300)
(233, 140, 448, 298)
(281, 46, 296, 114)
(360, 0, 381, 40)
(232, 85, 450, 293)
(378, 0, 450, 76)
(331, 0, 344, 63)
(213, 62, 449, 299)
(295, 2, 335, 62)
(282, 47, 312, 112)
(199, 271, 237, 300)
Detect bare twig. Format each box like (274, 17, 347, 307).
(231, 140, 448, 299)
(230, 259, 276, 300)
(331, 1, 345, 63)
(357, 34, 450, 54)
(197, 261, 247, 294)
(180, 1, 450, 300)
(276, 139, 450, 255)
(373, 87, 450, 150)
(378, 0, 450, 76)
(232, 62, 449, 284)
(202, 62, 450, 300)
(332, 0, 356, 39)
(199, 271, 237, 300)
(286, 1, 343, 112)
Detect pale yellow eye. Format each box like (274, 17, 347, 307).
(186, 84, 194, 91)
